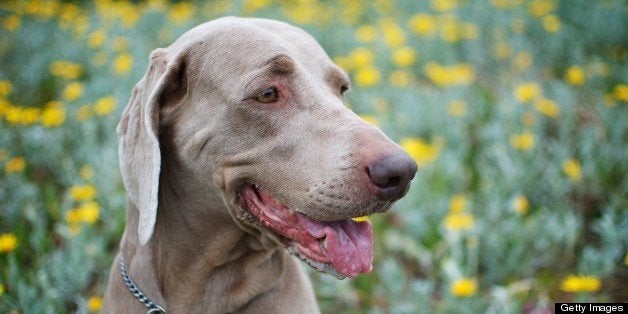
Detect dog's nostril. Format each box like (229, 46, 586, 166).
(367, 167, 402, 189)
(365, 154, 417, 201)
(384, 176, 401, 189)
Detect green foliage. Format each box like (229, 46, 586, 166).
(1, 0, 626, 313)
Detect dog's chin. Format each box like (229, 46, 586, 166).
(237, 182, 374, 279)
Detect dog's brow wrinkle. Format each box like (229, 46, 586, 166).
(262, 54, 295, 74)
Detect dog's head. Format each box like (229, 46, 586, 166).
(117, 17, 417, 279)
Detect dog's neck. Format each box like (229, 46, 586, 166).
(119, 174, 286, 312)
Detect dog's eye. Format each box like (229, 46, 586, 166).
(340, 85, 349, 95)
(256, 87, 279, 103)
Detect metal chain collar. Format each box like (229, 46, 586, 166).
(119, 255, 167, 313)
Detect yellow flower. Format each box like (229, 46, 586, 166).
(0, 283, 4, 296)
(391, 47, 417, 67)
(542, 15, 561, 33)
(0, 80, 12, 97)
(70, 15, 90, 37)
(400, 137, 442, 166)
(114, 53, 133, 75)
(5, 106, 40, 125)
(70, 184, 97, 201)
(590, 61, 610, 77)
(168, 2, 195, 24)
(373, 98, 389, 113)
(87, 296, 103, 312)
(93, 96, 117, 116)
(282, 1, 328, 25)
(333, 56, 352, 72)
(26, 1, 58, 19)
(5, 106, 22, 125)
(439, 15, 461, 43)
(449, 194, 467, 213)
(147, 0, 168, 10)
(409, 13, 437, 36)
(613, 84, 628, 102)
(76, 104, 92, 121)
(79, 202, 100, 224)
(514, 82, 541, 103)
(0, 98, 10, 117)
(513, 195, 529, 214)
(560, 275, 601, 293)
(92, 51, 108, 67)
(444, 212, 475, 231)
(116, 2, 140, 28)
(80, 165, 95, 181)
(389, 71, 413, 87)
(243, 0, 271, 14)
(563, 159, 582, 182)
(431, 0, 458, 12)
(450, 278, 477, 297)
(462, 23, 480, 40)
(0, 233, 18, 253)
(88, 29, 106, 48)
(359, 115, 379, 127)
(447, 100, 467, 117)
(379, 19, 405, 47)
(510, 131, 535, 150)
(565, 66, 585, 86)
(352, 216, 370, 222)
(50, 61, 83, 80)
(603, 93, 616, 108)
(58, 3, 81, 29)
(341, 1, 365, 25)
(113, 37, 129, 52)
(528, 0, 556, 17)
(513, 51, 533, 71)
(354, 66, 381, 87)
(40, 102, 66, 127)
(355, 24, 377, 43)
(452, 64, 476, 84)
(349, 47, 375, 68)
(534, 98, 559, 118)
(510, 18, 526, 34)
(22, 107, 40, 125)
(63, 82, 84, 101)
(425, 62, 475, 87)
(5, 156, 25, 174)
(66, 202, 100, 225)
(65, 209, 81, 225)
(3, 15, 21, 32)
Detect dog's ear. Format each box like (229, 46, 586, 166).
(117, 48, 188, 245)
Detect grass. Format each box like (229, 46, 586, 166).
(1, 0, 626, 313)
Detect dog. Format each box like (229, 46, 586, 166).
(102, 16, 417, 313)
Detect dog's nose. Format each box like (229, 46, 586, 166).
(365, 153, 418, 201)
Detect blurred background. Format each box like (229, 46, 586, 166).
(0, 0, 626, 313)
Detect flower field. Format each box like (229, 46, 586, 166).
(0, 0, 626, 313)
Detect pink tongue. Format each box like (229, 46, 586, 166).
(298, 215, 373, 278)
(247, 187, 373, 278)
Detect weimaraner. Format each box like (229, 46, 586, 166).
(102, 16, 417, 313)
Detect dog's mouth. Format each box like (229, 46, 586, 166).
(239, 182, 373, 279)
